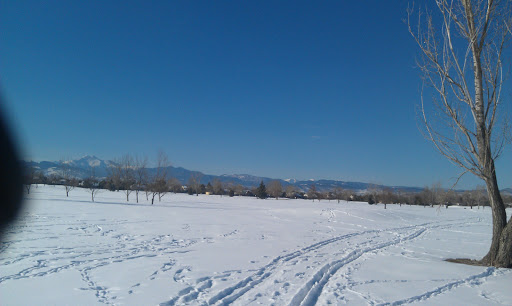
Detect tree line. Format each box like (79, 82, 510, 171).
(22, 158, 511, 209)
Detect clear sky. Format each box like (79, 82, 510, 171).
(1, 0, 511, 189)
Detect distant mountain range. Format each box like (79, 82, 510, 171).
(23, 156, 511, 194)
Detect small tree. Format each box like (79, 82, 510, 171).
(23, 164, 35, 194)
(307, 184, 318, 202)
(134, 155, 148, 203)
(120, 154, 135, 202)
(475, 185, 488, 209)
(256, 181, 267, 199)
(188, 173, 203, 196)
(380, 188, 396, 209)
(285, 185, 297, 199)
(61, 161, 77, 197)
(107, 160, 122, 191)
(155, 151, 170, 201)
(333, 187, 345, 203)
(168, 177, 182, 193)
(212, 179, 224, 196)
(84, 167, 100, 202)
(234, 184, 244, 196)
(463, 190, 477, 208)
(148, 178, 167, 205)
(267, 180, 283, 199)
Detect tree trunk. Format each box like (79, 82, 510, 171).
(465, 22, 511, 267)
(481, 168, 510, 267)
(495, 221, 512, 268)
(136, 190, 139, 203)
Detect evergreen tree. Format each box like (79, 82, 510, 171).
(256, 181, 267, 199)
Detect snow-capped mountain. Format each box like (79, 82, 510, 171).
(25, 155, 116, 179)
(24, 156, 429, 193)
(62, 155, 116, 170)
(220, 174, 275, 185)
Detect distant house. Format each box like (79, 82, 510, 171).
(205, 191, 212, 195)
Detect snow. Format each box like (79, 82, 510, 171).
(1, 185, 511, 305)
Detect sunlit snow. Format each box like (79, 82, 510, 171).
(1, 186, 511, 305)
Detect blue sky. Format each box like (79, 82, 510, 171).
(1, 1, 511, 189)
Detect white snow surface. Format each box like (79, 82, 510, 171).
(1, 185, 511, 305)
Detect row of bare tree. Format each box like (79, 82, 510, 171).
(253, 180, 511, 209)
(23, 164, 510, 208)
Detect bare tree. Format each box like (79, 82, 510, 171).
(107, 160, 122, 191)
(120, 154, 135, 202)
(147, 178, 166, 204)
(440, 188, 459, 208)
(475, 185, 489, 209)
(267, 180, 283, 199)
(366, 184, 381, 205)
(168, 177, 182, 193)
(188, 173, 203, 196)
(61, 161, 77, 197)
(32, 171, 46, 187)
(380, 188, 396, 209)
(233, 184, 245, 196)
(225, 181, 236, 197)
(463, 190, 478, 208)
(333, 187, 345, 203)
(307, 184, 318, 202)
(134, 155, 148, 203)
(408, 0, 512, 267)
(23, 164, 36, 194)
(154, 151, 170, 202)
(430, 182, 442, 207)
(84, 167, 100, 202)
(285, 185, 298, 199)
(212, 179, 224, 196)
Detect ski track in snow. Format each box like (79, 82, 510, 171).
(377, 267, 512, 306)
(161, 218, 485, 306)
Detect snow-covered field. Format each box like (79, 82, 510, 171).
(1, 186, 511, 305)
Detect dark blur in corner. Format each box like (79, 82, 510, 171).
(0, 93, 24, 240)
